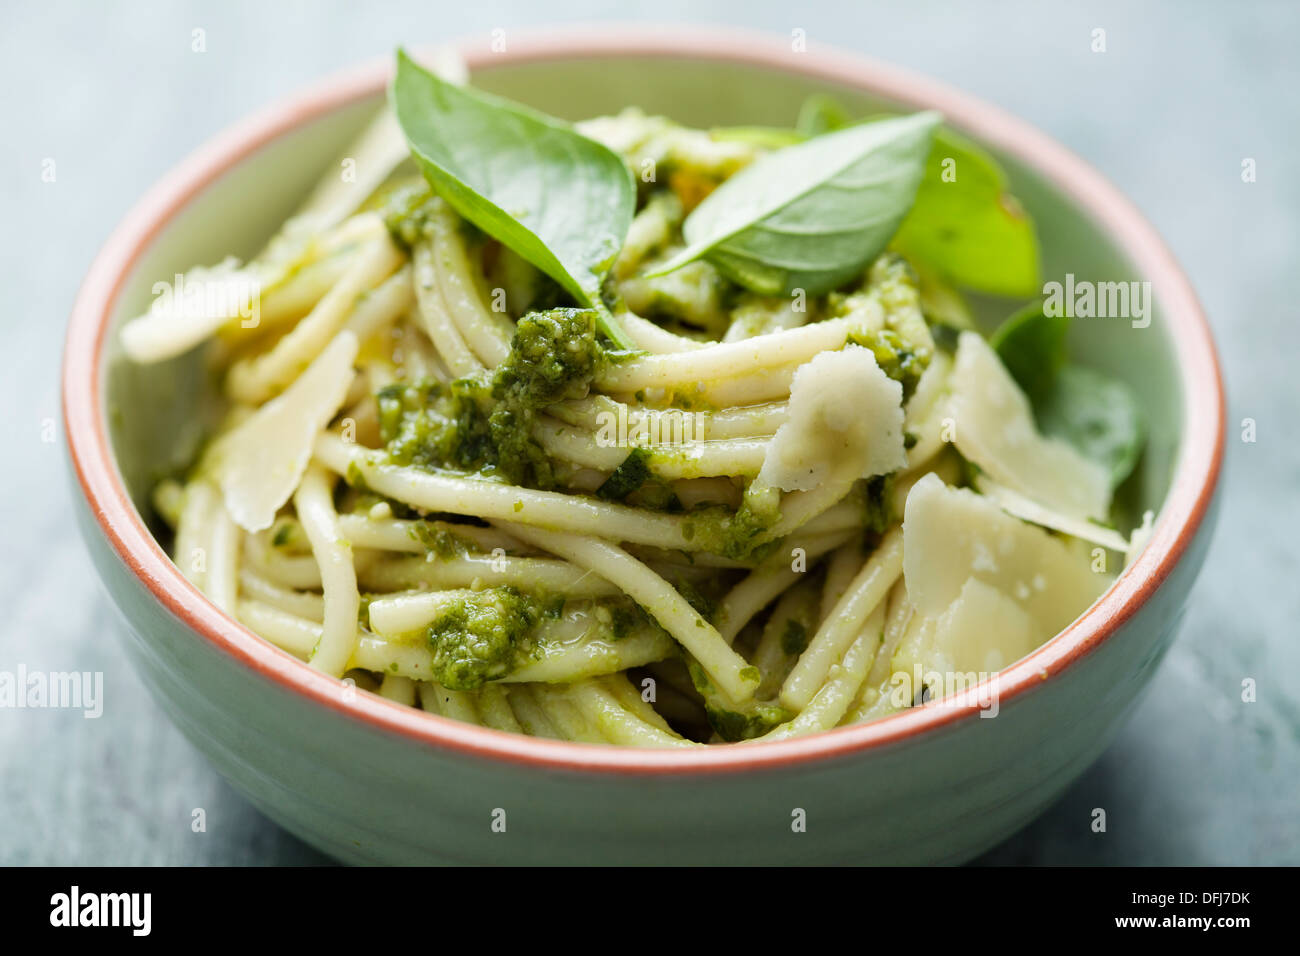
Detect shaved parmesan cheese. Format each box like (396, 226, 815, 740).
(904, 349, 951, 430)
(892, 577, 1039, 679)
(902, 473, 1110, 639)
(902, 349, 952, 469)
(975, 476, 1130, 552)
(1125, 509, 1155, 568)
(206, 331, 359, 532)
(948, 331, 1110, 521)
(757, 345, 905, 492)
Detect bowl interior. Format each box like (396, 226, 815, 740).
(104, 52, 1180, 540)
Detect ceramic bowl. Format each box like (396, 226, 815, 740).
(62, 25, 1224, 864)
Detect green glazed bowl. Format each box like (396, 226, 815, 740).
(62, 26, 1224, 865)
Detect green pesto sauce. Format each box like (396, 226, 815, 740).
(380, 183, 440, 249)
(379, 308, 606, 489)
(540, 593, 567, 620)
(780, 618, 809, 657)
(425, 587, 668, 689)
(688, 659, 791, 741)
(671, 575, 720, 623)
(409, 522, 474, 559)
(629, 479, 682, 512)
(928, 322, 963, 354)
(595, 447, 683, 512)
(686, 484, 783, 562)
(862, 473, 896, 535)
(426, 586, 540, 690)
(673, 503, 778, 564)
(827, 252, 933, 400)
(605, 600, 646, 641)
(270, 520, 297, 548)
(846, 325, 927, 401)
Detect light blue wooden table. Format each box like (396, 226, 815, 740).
(2, 0, 1295, 865)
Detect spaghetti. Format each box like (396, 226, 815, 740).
(120, 58, 1142, 746)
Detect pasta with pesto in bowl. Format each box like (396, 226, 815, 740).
(119, 50, 1147, 747)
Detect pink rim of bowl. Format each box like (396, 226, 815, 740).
(62, 25, 1224, 775)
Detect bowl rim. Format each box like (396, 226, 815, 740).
(62, 23, 1224, 775)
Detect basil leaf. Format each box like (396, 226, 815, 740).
(596, 447, 651, 501)
(1038, 366, 1144, 488)
(991, 305, 1143, 487)
(390, 50, 636, 347)
(649, 111, 941, 296)
(990, 300, 1068, 405)
(790, 95, 1040, 298)
(892, 125, 1040, 297)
